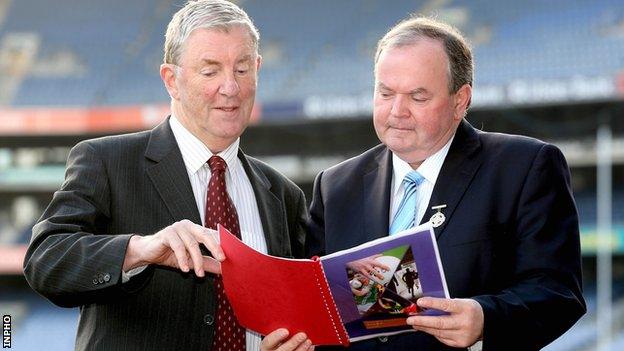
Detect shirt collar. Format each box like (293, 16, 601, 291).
(169, 115, 240, 176)
(392, 134, 455, 196)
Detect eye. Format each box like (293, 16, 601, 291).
(378, 90, 393, 99)
(411, 94, 427, 102)
(201, 71, 217, 78)
(235, 65, 250, 75)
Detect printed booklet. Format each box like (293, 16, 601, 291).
(218, 223, 449, 347)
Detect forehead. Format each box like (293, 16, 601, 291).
(375, 39, 449, 90)
(180, 26, 256, 64)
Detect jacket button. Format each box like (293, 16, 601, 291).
(97, 274, 104, 284)
(92, 278, 98, 285)
(378, 336, 388, 343)
(204, 314, 214, 325)
(103, 273, 111, 282)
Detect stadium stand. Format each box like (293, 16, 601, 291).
(0, 0, 622, 109)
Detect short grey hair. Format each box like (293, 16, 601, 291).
(164, 0, 260, 65)
(375, 16, 473, 95)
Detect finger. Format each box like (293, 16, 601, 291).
(205, 228, 218, 239)
(261, 328, 289, 350)
(406, 315, 459, 330)
(292, 339, 313, 351)
(164, 232, 190, 272)
(188, 224, 225, 261)
(177, 230, 205, 277)
(374, 262, 391, 271)
(417, 297, 457, 313)
(360, 270, 374, 280)
(277, 332, 307, 351)
(202, 256, 222, 274)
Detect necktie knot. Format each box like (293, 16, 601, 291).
(208, 155, 227, 173)
(404, 170, 425, 188)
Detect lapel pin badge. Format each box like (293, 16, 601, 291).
(429, 204, 447, 228)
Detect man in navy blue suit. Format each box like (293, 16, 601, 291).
(306, 16, 585, 350)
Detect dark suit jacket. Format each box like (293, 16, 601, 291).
(23, 118, 309, 350)
(308, 120, 585, 351)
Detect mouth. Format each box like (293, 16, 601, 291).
(215, 106, 239, 112)
(389, 126, 413, 131)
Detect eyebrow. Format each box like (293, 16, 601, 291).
(377, 82, 430, 95)
(200, 55, 254, 66)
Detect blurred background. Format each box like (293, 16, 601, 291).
(0, 0, 623, 349)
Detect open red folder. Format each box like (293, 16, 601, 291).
(218, 223, 449, 345)
(218, 225, 350, 346)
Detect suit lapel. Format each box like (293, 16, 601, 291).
(363, 147, 393, 241)
(145, 118, 202, 224)
(420, 120, 483, 239)
(238, 151, 287, 257)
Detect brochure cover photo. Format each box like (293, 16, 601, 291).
(320, 224, 449, 342)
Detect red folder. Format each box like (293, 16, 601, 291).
(219, 225, 350, 346)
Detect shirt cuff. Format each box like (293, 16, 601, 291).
(121, 265, 148, 283)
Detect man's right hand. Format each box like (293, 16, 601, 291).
(123, 219, 225, 277)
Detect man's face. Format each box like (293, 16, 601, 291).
(164, 26, 260, 152)
(373, 39, 469, 166)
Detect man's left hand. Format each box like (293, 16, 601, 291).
(406, 297, 483, 348)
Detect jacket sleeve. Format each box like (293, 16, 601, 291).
(23, 140, 151, 308)
(305, 171, 327, 258)
(288, 183, 310, 259)
(473, 144, 586, 350)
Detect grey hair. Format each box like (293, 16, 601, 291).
(374, 16, 473, 95)
(164, 0, 260, 65)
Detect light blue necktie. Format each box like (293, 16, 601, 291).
(389, 170, 425, 235)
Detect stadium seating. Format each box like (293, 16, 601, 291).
(0, 0, 623, 108)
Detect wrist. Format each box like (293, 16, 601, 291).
(123, 235, 148, 271)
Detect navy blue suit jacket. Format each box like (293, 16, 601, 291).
(307, 120, 585, 350)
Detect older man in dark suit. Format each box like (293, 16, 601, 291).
(23, 1, 314, 350)
(307, 17, 586, 350)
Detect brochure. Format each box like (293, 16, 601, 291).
(218, 223, 449, 346)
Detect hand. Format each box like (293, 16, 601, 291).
(346, 254, 390, 280)
(123, 219, 225, 277)
(261, 329, 314, 351)
(406, 297, 483, 348)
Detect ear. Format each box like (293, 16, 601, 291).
(255, 54, 262, 72)
(160, 63, 179, 100)
(453, 84, 472, 120)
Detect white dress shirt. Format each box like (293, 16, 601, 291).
(169, 115, 266, 350)
(389, 135, 454, 226)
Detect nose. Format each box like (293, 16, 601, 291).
(218, 73, 240, 97)
(390, 94, 410, 118)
